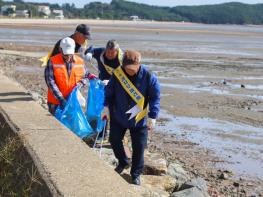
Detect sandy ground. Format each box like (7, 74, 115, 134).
(0, 19, 263, 196)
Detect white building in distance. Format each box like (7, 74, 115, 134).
(38, 5, 51, 18)
(52, 9, 64, 19)
(130, 15, 140, 21)
(16, 10, 30, 18)
(1, 5, 16, 17)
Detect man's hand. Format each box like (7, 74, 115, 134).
(101, 106, 109, 120)
(147, 118, 156, 131)
(84, 52, 93, 62)
(87, 73, 98, 80)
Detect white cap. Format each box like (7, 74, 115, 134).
(60, 37, 75, 55)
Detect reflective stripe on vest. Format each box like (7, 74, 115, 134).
(47, 53, 85, 105)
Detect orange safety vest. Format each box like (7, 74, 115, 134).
(47, 53, 85, 105)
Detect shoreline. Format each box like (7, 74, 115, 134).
(0, 18, 263, 27)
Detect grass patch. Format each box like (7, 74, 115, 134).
(0, 114, 51, 197)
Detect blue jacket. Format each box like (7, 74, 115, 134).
(87, 47, 121, 80)
(104, 65, 160, 128)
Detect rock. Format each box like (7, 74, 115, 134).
(240, 189, 246, 194)
(170, 186, 209, 197)
(134, 186, 170, 197)
(167, 163, 190, 189)
(30, 91, 40, 101)
(233, 182, 240, 187)
(94, 147, 118, 167)
(180, 178, 209, 195)
(144, 152, 168, 175)
(141, 175, 177, 193)
(219, 172, 229, 180)
(190, 178, 208, 191)
(218, 170, 232, 180)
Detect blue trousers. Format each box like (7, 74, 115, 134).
(109, 120, 148, 178)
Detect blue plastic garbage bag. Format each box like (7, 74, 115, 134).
(86, 79, 106, 132)
(55, 87, 94, 138)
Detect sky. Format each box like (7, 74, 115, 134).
(4, 0, 263, 8)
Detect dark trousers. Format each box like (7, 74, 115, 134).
(47, 103, 58, 115)
(109, 120, 148, 178)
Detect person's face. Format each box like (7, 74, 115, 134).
(105, 48, 118, 60)
(124, 65, 139, 76)
(63, 54, 73, 63)
(75, 32, 86, 45)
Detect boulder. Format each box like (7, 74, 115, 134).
(94, 147, 118, 167)
(141, 175, 176, 193)
(182, 177, 208, 192)
(144, 152, 168, 175)
(170, 186, 209, 197)
(167, 163, 190, 189)
(172, 177, 210, 197)
(133, 186, 170, 197)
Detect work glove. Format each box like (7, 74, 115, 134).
(147, 118, 156, 131)
(87, 73, 98, 80)
(84, 52, 93, 62)
(101, 106, 109, 120)
(102, 80, 109, 86)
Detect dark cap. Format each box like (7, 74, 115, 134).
(122, 50, 141, 70)
(75, 24, 91, 39)
(106, 39, 119, 50)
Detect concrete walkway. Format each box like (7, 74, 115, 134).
(0, 73, 141, 197)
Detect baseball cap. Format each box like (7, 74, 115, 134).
(122, 50, 141, 71)
(60, 37, 75, 55)
(76, 24, 91, 39)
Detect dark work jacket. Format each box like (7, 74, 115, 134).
(88, 47, 121, 80)
(104, 65, 160, 128)
(51, 34, 81, 57)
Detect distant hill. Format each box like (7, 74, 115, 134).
(64, 0, 263, 25)
(80, 0, 186, 21)
(171, 2, 263, 24)
(1, 0, 263, 24)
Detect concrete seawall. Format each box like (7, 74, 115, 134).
(0, 73, 141, 196)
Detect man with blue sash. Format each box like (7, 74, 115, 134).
(102, 50, 160, 185)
